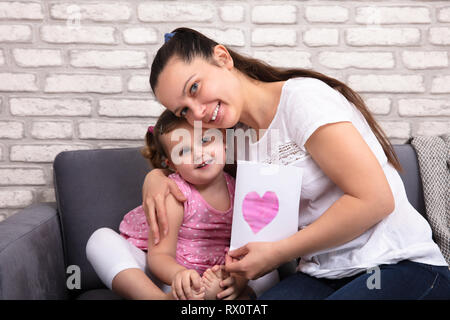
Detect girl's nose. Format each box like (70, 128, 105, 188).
(193, 147, 204, 164)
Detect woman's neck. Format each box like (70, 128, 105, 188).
(237, 73, 285, 133)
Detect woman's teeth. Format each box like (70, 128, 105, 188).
(211, 102, 220, 121)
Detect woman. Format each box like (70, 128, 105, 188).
(92, 27, 450, 299)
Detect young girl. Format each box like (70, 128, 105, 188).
(87, 109, 278, 300)
(139, 28, 450, 299)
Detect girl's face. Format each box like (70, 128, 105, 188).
(154, 46, 243, 130)
(160, 122, 227, 186)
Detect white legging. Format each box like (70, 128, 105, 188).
(86, 227, 279, 298)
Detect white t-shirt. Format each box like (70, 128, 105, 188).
(235, 77, 447, 279)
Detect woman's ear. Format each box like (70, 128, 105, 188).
(213, 45, 233, 69)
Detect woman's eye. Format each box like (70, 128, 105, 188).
(189, 82, 198, 95)
(180, 107, 188, 117)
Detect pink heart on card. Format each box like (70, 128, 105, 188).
(242, 191, 279, 234)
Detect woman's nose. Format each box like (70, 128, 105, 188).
(191, 102, 206, 120)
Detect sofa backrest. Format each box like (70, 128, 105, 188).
(53, 147, 151, 294)
(393, 144, 426, 216)
(52, 144, 425, 294)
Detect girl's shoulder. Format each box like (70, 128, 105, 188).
(223, 171, 236, 196)
(223, 171, 235, 185)
(168, 172, 193, 199)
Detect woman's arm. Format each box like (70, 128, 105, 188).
(227, 122, 395, 279)
(278, 121, 394, 260)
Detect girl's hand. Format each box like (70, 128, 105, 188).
(142, 169, 186, 244)
(171, 269, 205, 300)
(225, 242, 283, 280)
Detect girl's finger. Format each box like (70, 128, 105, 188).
(175, 277, 186, 300)
(181, 274, 193, 299)
(189, 271, 201, 292)
(171, 281, 180, 300)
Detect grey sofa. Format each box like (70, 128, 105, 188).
(0, 144, 427, 300)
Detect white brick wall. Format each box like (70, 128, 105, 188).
(0, 0, 449, 220)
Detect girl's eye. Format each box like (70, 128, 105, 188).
(201, 136, 212, 144)
(189, 82, 198, 95)
(179, 146, 191, 157)
(180, 107, 188, 117)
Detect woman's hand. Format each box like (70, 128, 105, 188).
(224, 242, 283, 280)
(215, 263, 248, 300)
(171, 269, 205, 300)
(142, 169, 186, 244)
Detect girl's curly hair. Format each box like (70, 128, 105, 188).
(142, 109, 188, 169)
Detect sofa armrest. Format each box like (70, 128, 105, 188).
(0, 203, 68, 299)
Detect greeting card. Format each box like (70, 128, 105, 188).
(230, 160, 303, 251)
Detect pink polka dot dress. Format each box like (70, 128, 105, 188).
(119, 172, 235, 276)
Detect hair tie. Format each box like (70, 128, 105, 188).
(148, 125, 154, 134)
(164, 32, 175, 43)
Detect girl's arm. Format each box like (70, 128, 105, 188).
(146, 193, 185, 284)
(227, 122, 395, 279)
(147, 193, 204, 299)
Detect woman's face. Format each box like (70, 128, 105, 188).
(154, 47, 243, 130)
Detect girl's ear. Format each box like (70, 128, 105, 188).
(166, 159, 177, 172)
(213, 45, 233, 69)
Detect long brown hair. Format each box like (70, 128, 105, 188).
(150, 27, 402, 171)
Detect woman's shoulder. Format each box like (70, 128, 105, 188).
(284, 77, 336, 97)
(282, 76, 350, 112)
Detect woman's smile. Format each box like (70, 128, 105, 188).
(210, 101, 220, 122)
